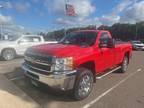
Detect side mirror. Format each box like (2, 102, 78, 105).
(107, 39, 115, 48)
(99, 39, 115, 48)
(99, 42, 107, 48)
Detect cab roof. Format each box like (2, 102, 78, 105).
(75, 29, 109, 33)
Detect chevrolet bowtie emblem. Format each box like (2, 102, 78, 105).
(25, 56, 36, 63)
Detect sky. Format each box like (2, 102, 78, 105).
(0, 0, 144, 33)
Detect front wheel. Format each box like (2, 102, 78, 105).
(72, 68, 94, 100)
(1, 49, 16, 61)
(120, 56, 129, 73)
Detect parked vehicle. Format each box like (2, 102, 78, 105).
(0, 35, 57, 60)
(130, 40, 144, 50)
(22, 30, 132, 100)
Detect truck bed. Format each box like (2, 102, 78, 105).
(115, 41, 130, 45)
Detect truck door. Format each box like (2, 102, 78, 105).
(16, 36, 41, 55)
(98, 32, 115, 72)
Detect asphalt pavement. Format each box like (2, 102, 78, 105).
(0, 51, 144, 108)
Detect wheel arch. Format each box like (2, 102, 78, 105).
(124, 51, 130, 64)
(77, 61, 96, 83)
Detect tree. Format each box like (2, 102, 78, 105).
(38, 21, 144, 41)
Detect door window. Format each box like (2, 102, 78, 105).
(99, 32, 111, 45)
(20, 36, 41, 43)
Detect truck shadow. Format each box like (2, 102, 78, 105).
(3, 67, 76, 107)
(0, 71, 40, 108)
(0, 66, 132, 108)
(113, 69, 123, 74)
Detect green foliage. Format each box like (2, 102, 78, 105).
(40, 26, 97, 41)
(97, 22, 144, 41)
(39, 21, 144, 41)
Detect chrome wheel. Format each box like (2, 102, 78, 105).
(120, 56, 128, 73)
(77, 74, 93, 98)
(122, 57, 128, 72)
(72, 68, 94, 100)
(2, 49, 15, 61)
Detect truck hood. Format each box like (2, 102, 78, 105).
(31, 43, 93, 57)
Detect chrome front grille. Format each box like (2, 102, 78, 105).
(24, 53, 53, 75)
(25, 53, 53, 64)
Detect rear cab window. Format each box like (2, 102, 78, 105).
(21, 36, 41, 42)
(99, 32, 111, 45)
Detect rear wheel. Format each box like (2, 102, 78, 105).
(72, 68, 94, 100)
(1, 49, 16, 61)
(120, 56, 129, 73)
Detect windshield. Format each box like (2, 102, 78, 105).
(60, 32, 97, 47)
(132, 41, 142, 44)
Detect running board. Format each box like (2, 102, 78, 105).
(96, 66, 121, 80)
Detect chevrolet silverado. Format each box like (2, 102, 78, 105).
(22, 30, 132, 100)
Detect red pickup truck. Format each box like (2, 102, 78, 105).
(22, 30, 132, 100)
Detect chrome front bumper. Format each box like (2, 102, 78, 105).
(134, 46, 144, 50)
(21, 63, 77, 91)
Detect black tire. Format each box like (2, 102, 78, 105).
(1, 49, 16, 61)
(120, 56, 129, 73)
(72, 68, 94, 100)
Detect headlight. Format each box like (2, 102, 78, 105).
(52, 57, 73, 71)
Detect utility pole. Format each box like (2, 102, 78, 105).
(135, 22, 138, 40)
(0, 4, 3, 40)
(0, 23, 2, 40)
(64, 0, 68, 37)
